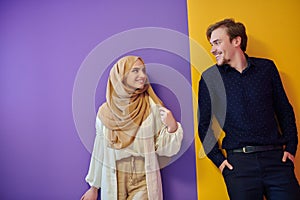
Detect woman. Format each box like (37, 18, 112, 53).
(80, 55, 183, 200)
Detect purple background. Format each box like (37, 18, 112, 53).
(0, 0, 197, 199)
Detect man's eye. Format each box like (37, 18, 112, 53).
(211, 41, 221, 46)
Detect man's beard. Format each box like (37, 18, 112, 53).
(218, 57, 231, 66)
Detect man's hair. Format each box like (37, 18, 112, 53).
(206, 18, 248, 52)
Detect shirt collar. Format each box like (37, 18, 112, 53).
(219, 53, 255, 73)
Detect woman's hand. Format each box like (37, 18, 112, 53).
(80, 187, 98, 200)
(159, 107, 178, 133)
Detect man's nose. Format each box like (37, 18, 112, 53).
(211, 45, 216, 54)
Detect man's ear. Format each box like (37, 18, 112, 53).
(233, 36, 242, 47)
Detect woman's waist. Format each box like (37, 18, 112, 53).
(116, 156, 145, 173)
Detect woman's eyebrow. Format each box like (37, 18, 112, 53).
(132, 66, 145, 70)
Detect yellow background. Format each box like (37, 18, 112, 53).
(187, 0, 300, 199)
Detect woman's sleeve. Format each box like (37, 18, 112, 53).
(155, 122, 183, 157)
(85, 117, 105, 189)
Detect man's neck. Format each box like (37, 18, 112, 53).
(230, 52, 247, 73)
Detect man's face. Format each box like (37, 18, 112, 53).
(209, 27, 236, 66)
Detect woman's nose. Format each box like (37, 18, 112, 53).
(139, 71, 146, 77)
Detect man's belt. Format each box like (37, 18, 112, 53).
(227, 145, 283, 154)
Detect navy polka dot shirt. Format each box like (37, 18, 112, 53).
(198, 56, 298, 167)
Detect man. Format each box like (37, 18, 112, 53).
(198, 18, 300, 200)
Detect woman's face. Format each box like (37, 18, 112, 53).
(125, 59, 147, 89)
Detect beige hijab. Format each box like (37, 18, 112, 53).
(98, 56, 163, 149)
